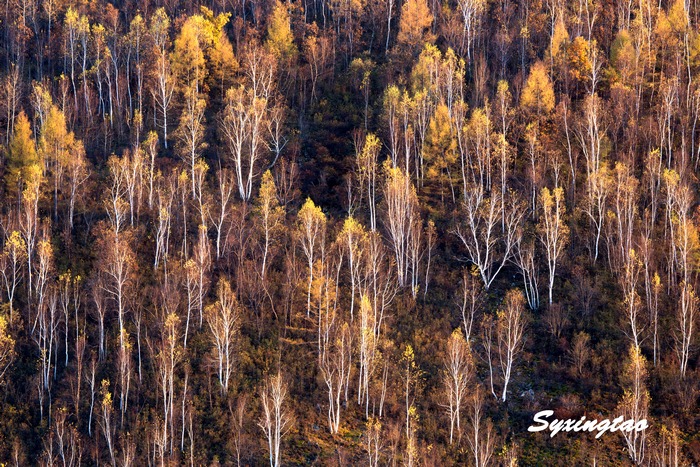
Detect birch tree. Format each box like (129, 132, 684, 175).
(259, 372, 292, 467)
(458, 268, 485, 342)
(175, 86, 207, 198)
(620, 249, 644, 348)
(21, 165, 42, 306)
(212, 168, 235, 259)
(0, 311, 15, 381)
(582, 165, 610, 262)
(454, 184, 524, 289)
(254, 170, 284, 280)
(320, 322, 352, 433)
(357, 294, 378, 415)
(98, 380, 116, 466)
(356, 133, 380, 231)
(676, 281, 697, 379)
(609, 163, 638, 273)
(457, 0, 487, 61)
(442, 328, 473, 444)
(220, 84, 270, 201)
(1, 230, 26, 320)
(538, 187, 569, 305)
(617, 345, 649, 464)
(514, 235, 540, 310)
(149, 8, 174, 148)
(96, 224, 135, 352)
(205, 278, 241, 393)
(364, 417, 384, 467)
(495, 289, 527, 402)
(155, 312, 181, 457)
(298, 198, 327, 316)
(339, 216, 367, 320)
(466, 385, 496, 467)
(64, 140, 89, 231)
(382, 161, 420, 288)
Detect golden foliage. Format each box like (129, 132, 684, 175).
(397, 0, 435, 53)
(266, 1, 298, 61)
(520, 61, 555, 116)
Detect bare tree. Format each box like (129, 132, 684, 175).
(1, 64, 21, 145)
(205, 278, 241, 393)
(423, 220, 437, 298)
(575, 94, 607, 187)
(407, 213, 424, 297)
(382, 161, 420, 288)
(220, 85, 270, 201)
(58, 271, 80, 367)
(91, 275, 108, 362)
(495, 289, 527, 402)
(458, 268, 485, 342)
(149, 8, 174, 148)
(442, 328, 473, 444)
(175, 86, 207, 198)
(404, 403, 419, 467)
(96, 224, 135, 352)
(155, 312, 181, 457)
(608, 163, 638, 273)
(651, 423, 683, 466)
(154, 177, 173, 269)
(401, 343, 423, 455)
(63, 8, 87, 113)
(64, 141, 90, 231)
(86, 357, 97, 436)
(675, 281, 697, 379)
(568, 331, 591, 376)
(259, 372, 293, 467)
(538, 187, 569, 305)
(98, 379, 116, 466)
(192, 224, 211, 327)
(581, 166, 610, 262)
(193, 153, 210, 228)
(620, 249, 644, 348)
(465, 385, 496, 467)
(70, 333, 86, 420)
(116, 329, 132, 424)
(52, 407, 82, 467)
(513, 235, 540, 310)
(662, 172, 699, 379)
(32, 244, 57, 423)
(267, 103, 288, 168)
(360, 232, 398, 344)
(481, 314, 497, 398)
(364, 416, 384, 467)
(211, 168, 235, 259)
(649, 272, 661, 367)
(319, 322, 352, 433)
(457, 0, 486, 61)
(454, 184, 524, 289)
(231, 395, 248, 467)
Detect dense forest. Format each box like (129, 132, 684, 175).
(0, 0, 698, 464)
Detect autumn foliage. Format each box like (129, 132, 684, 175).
(0, 0, 697, 465)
